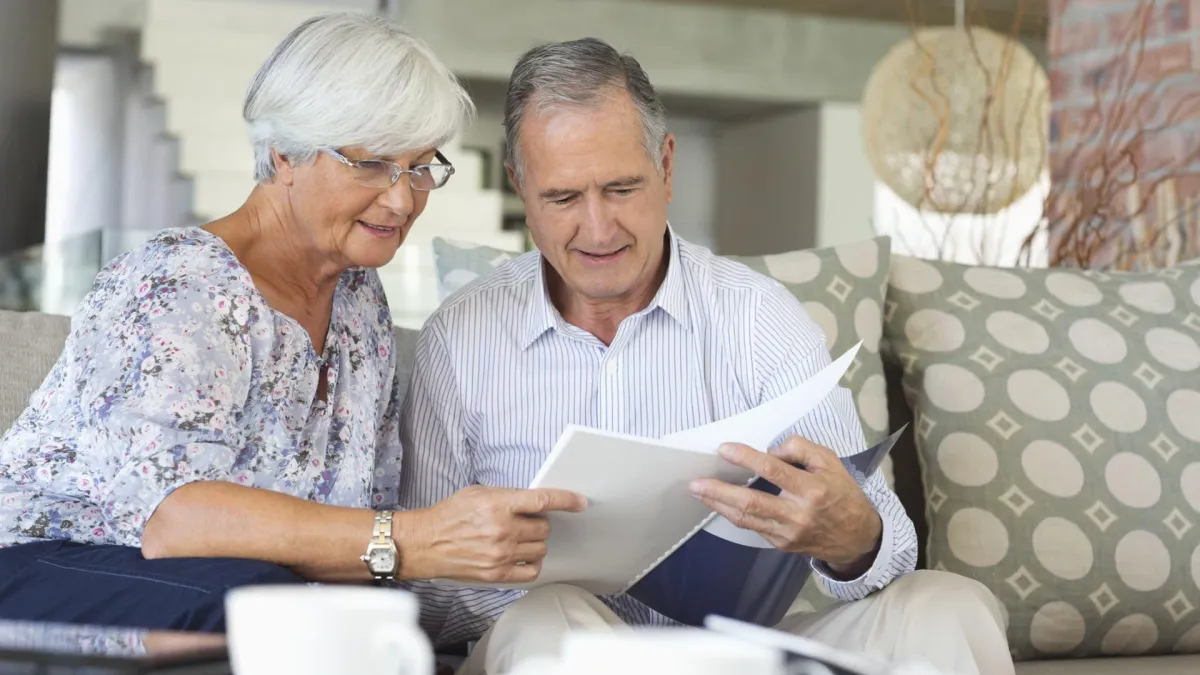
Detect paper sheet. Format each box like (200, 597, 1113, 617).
(662, 341, 861, 454)
(666, 342, 862, 548)
(704, 615, 890, 675)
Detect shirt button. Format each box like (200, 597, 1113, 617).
(606, 360, 619, 376)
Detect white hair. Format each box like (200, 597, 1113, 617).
(244, 12, 474, 183)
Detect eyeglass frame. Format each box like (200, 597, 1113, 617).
(322, 148, 455, 190)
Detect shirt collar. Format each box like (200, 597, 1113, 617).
(519, 258, 559, 350)
(518, 225, 690, 351)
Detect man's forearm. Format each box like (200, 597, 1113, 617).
(141, 481, 417, 582)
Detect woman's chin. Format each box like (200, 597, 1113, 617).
(345, 226, 405, 268)
(353, 248, 401, 269)
(346, 240, 403, 269)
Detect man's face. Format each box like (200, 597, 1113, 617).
(511, 91, 674, 305)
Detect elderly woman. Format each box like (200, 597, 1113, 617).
(0, 13, 583, 632)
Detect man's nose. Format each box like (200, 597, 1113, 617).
(579, 193, 618, 238)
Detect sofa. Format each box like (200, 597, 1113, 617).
(2, 235, 1199, 674)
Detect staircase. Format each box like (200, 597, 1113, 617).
(56, 0, 523, 328)
(136, 0, 523, 328)
(114, 47, 202, 255)
(9, 24, 201, 315)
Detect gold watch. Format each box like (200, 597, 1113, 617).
(360, 510, 399, 581)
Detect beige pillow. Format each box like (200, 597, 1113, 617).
(886, 254, 1200, 660)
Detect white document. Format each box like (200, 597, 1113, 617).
(517, 427, 754, 595)
(442, 343, 862, 594)
(703, 615, 889, 675)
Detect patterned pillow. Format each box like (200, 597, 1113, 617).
(432, 235, 895, 614)
(885, 255, 1200, 661)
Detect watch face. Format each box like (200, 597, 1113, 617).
(369, 546, 396, 572)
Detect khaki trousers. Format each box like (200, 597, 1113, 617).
(457, 571, 1014, 675)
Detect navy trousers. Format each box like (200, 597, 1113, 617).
(0, 541, 305, 633)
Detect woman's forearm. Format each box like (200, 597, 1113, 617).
(140, 481, 420, 582)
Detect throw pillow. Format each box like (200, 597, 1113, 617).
(885, 255, 1200, 660)
(432, 235, 896, 614)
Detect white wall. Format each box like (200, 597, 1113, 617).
(874, 175, 1050, 267)
(57, 0, 376, 47)
(58, 0, 146, 48)
(666, 117, 718, 250)
(816, 103, 875, 249)
(715, 107, 821, 255)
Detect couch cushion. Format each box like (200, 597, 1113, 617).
(885, 256, 1200, 661)
(392, 325, 419, 411)
(1016, 654, 1200, 675)
(0, 311, 421, 440)
(0, 310, 71, 434)
(432, 235, 897, 614)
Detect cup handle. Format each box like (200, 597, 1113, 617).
(371, 623, 435, 675)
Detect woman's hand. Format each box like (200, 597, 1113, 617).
(395, 485, 587, 583)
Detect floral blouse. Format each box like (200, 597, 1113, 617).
(0, 228, 404, 548)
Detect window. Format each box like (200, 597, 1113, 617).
(873, 173, 1050, 268)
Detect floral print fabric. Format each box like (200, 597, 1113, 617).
(0, 228, 403, 548)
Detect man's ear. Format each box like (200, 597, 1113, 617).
(504, 162, 525, 201)
(660, 132, 676, 205)
(272, 148, 296, 186)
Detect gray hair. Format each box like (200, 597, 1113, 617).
(244, 13, 474, 183)
(503, 37, 667, 188)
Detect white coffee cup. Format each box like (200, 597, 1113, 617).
(546, 628, 786, 675)
(225, 585, 432, 675)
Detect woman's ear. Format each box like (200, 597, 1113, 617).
(272, 148, 295, 186)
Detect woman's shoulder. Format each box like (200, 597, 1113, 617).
(72, 227, 269, 356)
(89, 227, 258, 304)
(106, 227, 250, 281)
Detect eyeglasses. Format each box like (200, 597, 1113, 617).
(323, 148, 455, 190)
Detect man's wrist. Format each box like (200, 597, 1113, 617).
(824, 512, 883, 579)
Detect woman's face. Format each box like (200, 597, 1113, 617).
(283, 146, 438, 270)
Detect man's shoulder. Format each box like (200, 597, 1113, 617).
(426, 249, 541, 329)
(675, 238, 795, 308)
(675, 238, 823, 349)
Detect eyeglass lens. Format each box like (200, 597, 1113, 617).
(352, 160, 451, 190)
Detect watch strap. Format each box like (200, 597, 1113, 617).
(372, 510, 394, 543)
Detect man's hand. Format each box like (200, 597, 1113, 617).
(689, 435, 882, 578)
(397, 486, 587, 584)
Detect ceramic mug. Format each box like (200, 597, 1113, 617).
(225, 585, 432, 675)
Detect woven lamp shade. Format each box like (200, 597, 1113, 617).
(862, 26, 1050, 214)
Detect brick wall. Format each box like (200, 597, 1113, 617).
(1049, 0, 1200, 268)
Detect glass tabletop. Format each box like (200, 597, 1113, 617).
(0, 619, 228, 674)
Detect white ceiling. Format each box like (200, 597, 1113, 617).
(647, 0, 1048, 36)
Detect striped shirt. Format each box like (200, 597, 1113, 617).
(396, 232, 918, 646)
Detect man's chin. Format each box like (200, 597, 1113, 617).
(567, 280, 639, 302)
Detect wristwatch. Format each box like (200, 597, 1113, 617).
(360, 510, 400, 581)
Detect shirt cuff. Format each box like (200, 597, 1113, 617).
(810, 510, 895, 594)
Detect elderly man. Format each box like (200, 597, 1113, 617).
(399, 38, 1014, 675)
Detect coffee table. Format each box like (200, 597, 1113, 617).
(0, 619, 229, 673)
